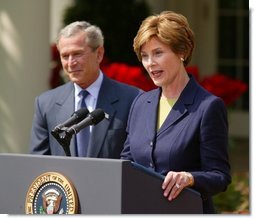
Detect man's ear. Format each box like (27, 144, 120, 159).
(97, 46, 104, 63)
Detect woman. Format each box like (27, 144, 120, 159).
(120, 11, 231, 213)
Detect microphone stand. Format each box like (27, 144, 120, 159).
(51, 109, 105, 156)
(51, 128, 73, 156)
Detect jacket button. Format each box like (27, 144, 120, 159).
(150, 141, 153, 147)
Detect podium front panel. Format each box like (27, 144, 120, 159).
(0, 154, 124, 214)
(0, 153, 202, 214)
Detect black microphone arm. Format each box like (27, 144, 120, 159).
(51, 108, 105, 156)
(51, 108, 89, 133)
(51, 108, 89, 156)
(66, 108, 105, 136)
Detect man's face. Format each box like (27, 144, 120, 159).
(58, 31, 104, 89)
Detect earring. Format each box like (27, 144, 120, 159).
(180, 57, 185, 62)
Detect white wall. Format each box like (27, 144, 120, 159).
(0, 0, 50, 153)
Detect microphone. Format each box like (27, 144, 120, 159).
(51, 108, 89, 156)
(66, 108, 105, 135)
(52, 108, 89, 132)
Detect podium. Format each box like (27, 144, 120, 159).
(0, 153, 202, 214)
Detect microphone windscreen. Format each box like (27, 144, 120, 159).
(90, 108, 105, 125)
(73, 108, 89, 122)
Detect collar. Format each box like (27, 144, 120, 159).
(74, 70, 103, 99)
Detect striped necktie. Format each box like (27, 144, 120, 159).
(76, 90, 90, 157)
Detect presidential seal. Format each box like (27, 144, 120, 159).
(25, 172, 78, 214)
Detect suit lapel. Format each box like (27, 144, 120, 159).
(87, 76, 118, 157)
(157, 101, 188, 134)
(55, 82, 76, 156)
(87, 117, 112, 157)
(157, 75, 198, 135)
(144, 89, 161, 139)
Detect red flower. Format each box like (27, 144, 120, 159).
(102, 63, 248, 106)
(50, 44, 247, 106)
(200, 74, 248, 106)
(49, 44, 63, 88)
(186, 65, 248, 105)
(101, 62, 157, 91)
(186, 65, 200, 81)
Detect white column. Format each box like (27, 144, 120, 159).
(50, 0, 74, 43)
(0, 0, 50, 153)
(193, 0, 218, 77)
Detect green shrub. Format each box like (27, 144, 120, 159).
(63, 0, 151, 65)
(213, 172, 249, 214)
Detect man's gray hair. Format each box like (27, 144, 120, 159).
(56, 21, 104, 50)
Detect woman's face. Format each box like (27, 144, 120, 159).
(140, 36, 184, 88)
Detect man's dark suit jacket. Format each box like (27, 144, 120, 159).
(121, 75, 231, 213)
(29, 74, 141, 158)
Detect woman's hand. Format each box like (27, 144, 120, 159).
(162, 171, 194, 201)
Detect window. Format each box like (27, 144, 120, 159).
(218, 0, 249, 110)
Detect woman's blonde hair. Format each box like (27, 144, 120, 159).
(133, 11, 194, 66)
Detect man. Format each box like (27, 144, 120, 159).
(29, 21, 141, 158)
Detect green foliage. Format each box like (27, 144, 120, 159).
(213, 173, 249, 214)
(63, 0, 151, 65)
